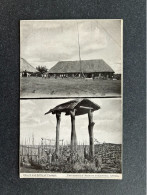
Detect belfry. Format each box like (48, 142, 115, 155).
(45, 99, 100, 158)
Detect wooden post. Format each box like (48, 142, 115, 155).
(55, 112, 61, 156)
(88, 110, 95, 159)
(21, 145, 23, 164)
(41, 138, 44, 156)
(70, 109, 77, 152)
(38, 145, 40, 160)
(22, 145, 23, 156)
(28, 146, 30, 157)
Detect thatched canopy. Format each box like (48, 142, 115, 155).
(45, 99, 100, 116)
(20, 58, 36, 73)
(48, 59, 114, 74)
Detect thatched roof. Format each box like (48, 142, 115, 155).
(48, 59, 114, 74)
(20, 58, 36, 73)
(45, 99, 100, 116)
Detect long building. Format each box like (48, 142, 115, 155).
(48, 59, 114, 79)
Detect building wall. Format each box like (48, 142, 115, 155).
(48, 72, 114, 79)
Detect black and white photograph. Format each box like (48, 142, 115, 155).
(20, 98, 122, 179)
(19, 19, 123, 179)
(20, 20, 122, 98)
(0, 0, 146, 192)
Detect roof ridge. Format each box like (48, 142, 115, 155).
(48, 59, 114, 73)
(57, 59, 104, 62)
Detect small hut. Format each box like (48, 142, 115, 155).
(20, 58, 36, 77)
(45, 99, 100, 159)
(48, 59, 114, 79)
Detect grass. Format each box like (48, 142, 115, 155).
(20, 155, 121, 174)
(20, 77, 121, 98)
(20, 167, 50, 173)
(20, 163, 121, 173)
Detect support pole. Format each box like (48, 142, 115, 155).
(38, 145, 40, 161)
(56, 112, 61, 156)
(88, 110, 95, 159)
(70, 109, 77, 152)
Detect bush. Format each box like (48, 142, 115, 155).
(73, 162, 99, 173)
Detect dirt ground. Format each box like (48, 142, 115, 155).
(20, 77, 121, 98)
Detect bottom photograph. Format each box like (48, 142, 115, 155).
(20, 98, 122, 179)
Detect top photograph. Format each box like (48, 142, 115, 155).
(20, 19, 123, 98)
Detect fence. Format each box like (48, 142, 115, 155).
(20, 143, 122, 167)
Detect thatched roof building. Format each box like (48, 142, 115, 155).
(45, 99, 100, 116)
(48, 59, 114, 78)
(20, 58, 36, 73)
(49, 59, 114, 73)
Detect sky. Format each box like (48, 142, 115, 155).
(20, 19, 122, 74)
(20, 98, 122, 145)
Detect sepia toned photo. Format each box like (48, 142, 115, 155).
(19, 19, 123, 179)
(20, 19, 122, 98)
(20, 98, 122, 179)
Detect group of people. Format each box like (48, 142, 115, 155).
(41, 74, 47, 79)
(21, 71, 31, 77)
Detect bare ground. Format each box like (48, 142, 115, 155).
(20, 77, 121, 98)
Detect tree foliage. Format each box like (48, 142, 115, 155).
(36, 66, 47, 74)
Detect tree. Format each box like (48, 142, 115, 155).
(36, 66, 47, 74)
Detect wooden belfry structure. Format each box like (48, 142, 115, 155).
(45, 99, 100, 158)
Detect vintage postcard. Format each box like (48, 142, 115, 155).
(20, 19, 123, 179)
(20, 98, 122, 179)
(20, 19, 122, 98)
